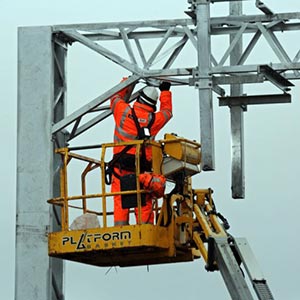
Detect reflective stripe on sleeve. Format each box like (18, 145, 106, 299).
(120, 106, 131, 127)
(111, 96, 122, 111)
(162, 109, 172, 121)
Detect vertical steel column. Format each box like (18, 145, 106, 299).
(230, 1, 245, 198)
(50, 39, 67, 300)
(16, 26, 64, 300)
(196, 0, 215, 170)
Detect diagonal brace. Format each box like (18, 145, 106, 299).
(52, 75, 140, 134)
(61, 29, 143, 75)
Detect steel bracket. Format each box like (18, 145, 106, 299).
(219, 93, 291, 107)
(256, 0, 274, 16)
(258, 64, 294, 92)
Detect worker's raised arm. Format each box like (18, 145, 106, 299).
(110, 77, 130, 112)
(151, 82, 173, 135)
(159, 82, 172, 118)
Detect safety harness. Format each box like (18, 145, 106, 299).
(105, 107, 155, 185)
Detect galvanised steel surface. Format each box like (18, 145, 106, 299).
(229, 1, 245, 198)
(196, 0, 215, 171)
(16, 26, 65, 300)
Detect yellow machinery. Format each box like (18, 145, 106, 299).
(48, 133, 226, 267)
(48, 133, 274, 299)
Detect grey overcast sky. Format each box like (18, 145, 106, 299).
(2, 0, 300, 299)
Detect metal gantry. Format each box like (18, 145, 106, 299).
(51, 0, 300, 197)
(16, 1, 300, 299)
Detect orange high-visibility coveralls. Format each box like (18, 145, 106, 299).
(110, 84, 172, 226)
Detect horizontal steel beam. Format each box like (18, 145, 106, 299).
(53, 19, 193, 32)
(56, 22, 300, 42)
(143, 68, 193, 77)
(213, 74, 264, 85)
(210, 12, 300, 25)
(219, 93, 291, 107)
(211, 62, 300, 74)
(211, 22, 300, 36)
(51, 12, 300, 41)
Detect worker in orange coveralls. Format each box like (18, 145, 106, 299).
(110, 78, 172, 226)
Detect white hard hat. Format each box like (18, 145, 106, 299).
(139, 86, 159, 106)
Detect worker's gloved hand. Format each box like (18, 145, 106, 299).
(115, 77, 129, 99)
(159, 81, 171, 91)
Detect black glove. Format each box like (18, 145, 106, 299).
(159, 81, 171, 91)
